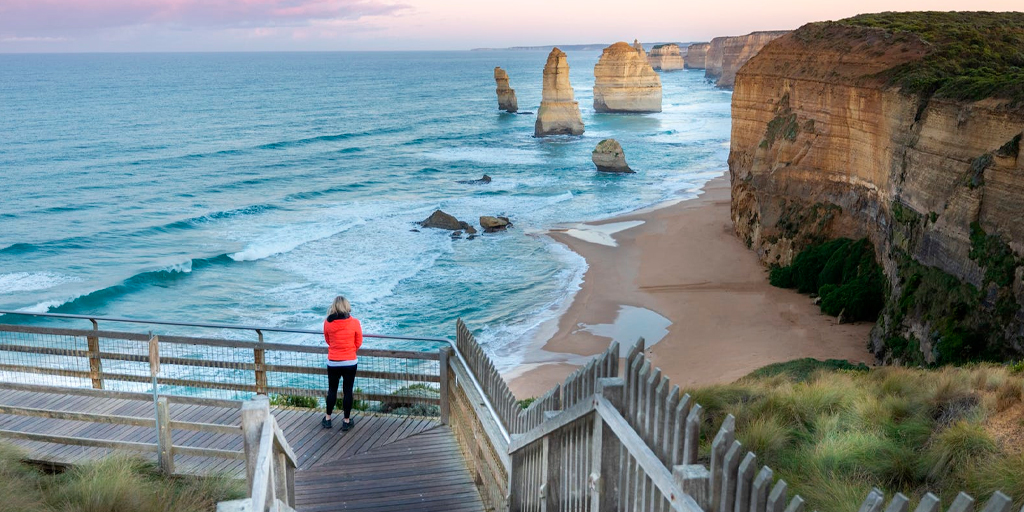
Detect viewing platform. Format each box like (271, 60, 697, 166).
(0, 311, 1017, 512)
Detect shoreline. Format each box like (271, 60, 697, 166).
(508, 171, 874, 398)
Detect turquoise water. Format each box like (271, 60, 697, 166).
(0, 51, 731, 369)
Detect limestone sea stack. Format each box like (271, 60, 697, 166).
(494, 67, 518, 113)
(632, 39, 646, 58)
(684, 42, 709, 69)
(705, 31, 788, 88)
(534, 48, 585, 137)
(648, 44, 685, 71)
(592, 139, 633, 173)
(593, 42, 662, 113)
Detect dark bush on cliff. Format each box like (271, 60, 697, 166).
(770, 238, 885, 322)
(839, 12, 1024, 105)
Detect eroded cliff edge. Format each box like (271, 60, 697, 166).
(706, 31, 788, 89)
(729, 13, 1024, 364)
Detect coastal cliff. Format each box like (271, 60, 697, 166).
(648, 44, 685, 71)
(494, 67, 518, 113)
(706, 31, 788, 88)
(684, 42, 709, 69)
(535, 48, 585, 136)
(729, 13, 1024, 363)
(593, 42, 662, 113)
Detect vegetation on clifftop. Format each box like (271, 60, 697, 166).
(687, 360, 1024, 511)
(0, 447, 243, 512)
(838, 11, 1024, 104)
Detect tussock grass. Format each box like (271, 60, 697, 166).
(0, 449, 243, 512)
(685, 360, 1024, 511)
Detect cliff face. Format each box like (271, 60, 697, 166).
(684, 43, 709, 69)
(535, 48, 585, 136)
(494, 67, 518, 113)
(648, 44, 685, 71)
(706, 31, 788, 88)
(729, 21, 1024, 363)
(593, 42, 662, 113)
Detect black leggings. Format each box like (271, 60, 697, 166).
(326, 364, 357, 419)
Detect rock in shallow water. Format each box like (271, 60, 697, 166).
(480, 216, 512, 233)
(592, 139, 633, 173)
(457, 174, 492, 185)
(420, 210, 463, 230)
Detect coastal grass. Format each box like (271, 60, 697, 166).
(0, 446, 244, 512)
(685, 360, 1024, 510)
(838, 11, 1024, 105)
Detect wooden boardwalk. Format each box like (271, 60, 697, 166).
(0, 389, 484, 512)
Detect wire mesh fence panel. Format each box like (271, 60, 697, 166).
(0, 329, 93, 388)
(0, 322, 447, 416)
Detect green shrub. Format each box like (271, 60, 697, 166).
(269, 394, 319, 409)
(769, 238, 885, 321)
(517, 397, 537, 409)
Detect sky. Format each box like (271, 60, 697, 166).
(0, 0, 1021, 52)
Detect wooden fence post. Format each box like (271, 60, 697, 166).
(87, 319, 103, 389)
(156, 397, 174, 474)
(593, 377, 624, 512)
(241, 396, 270, 493)
(541, 432, 562, 512)
(439, 347, 452, 425)
(254, 330, 267, 395)
(674, 465, 710, 510)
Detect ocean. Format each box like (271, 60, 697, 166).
(0, 51, 731, 370)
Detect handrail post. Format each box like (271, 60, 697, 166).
(156, 396, 174, 474)
(594, 377, 624, 512)
(273, 444, 288, 505)
(540, 434, 560, 511)
(241, 396, 270, 493)
(254, 330, 267, 396)
(439, 346, 452, 425)
(87, 319, 103, 389)
(674, 465, 710, 510)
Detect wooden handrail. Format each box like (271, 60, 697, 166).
(234, 397, 297, 512)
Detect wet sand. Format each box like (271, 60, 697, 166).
(508, 172, 874, 398)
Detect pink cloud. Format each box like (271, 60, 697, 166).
(0, 0, 408, 33)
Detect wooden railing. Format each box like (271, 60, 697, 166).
(453, 323, 1023, 512)
(0, 391, 243, 474)
(0, 321, 446, 408)
(217, 397, 298, 512)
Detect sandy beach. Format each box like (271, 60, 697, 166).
(508, 172, 874, 398)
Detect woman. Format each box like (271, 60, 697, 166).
(322, 295, 362, 431)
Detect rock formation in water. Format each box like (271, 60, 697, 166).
(632, 39, 646, 58)
(458, 174, 492, 185)
(705, 31, 788, 88)
(534, 48, 585, 137)
(648, 44, 685, 71)
(592, 139, 633, 173)
(593, 42, 662, 113)
(728, 13, 1024, 363)
(684, 42, 709, 69)
(480, 216, 512, 232)
(494, 67, 518, 113)
(420, 210, 464, 230)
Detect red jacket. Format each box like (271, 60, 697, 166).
(323, 315, 363, 361)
